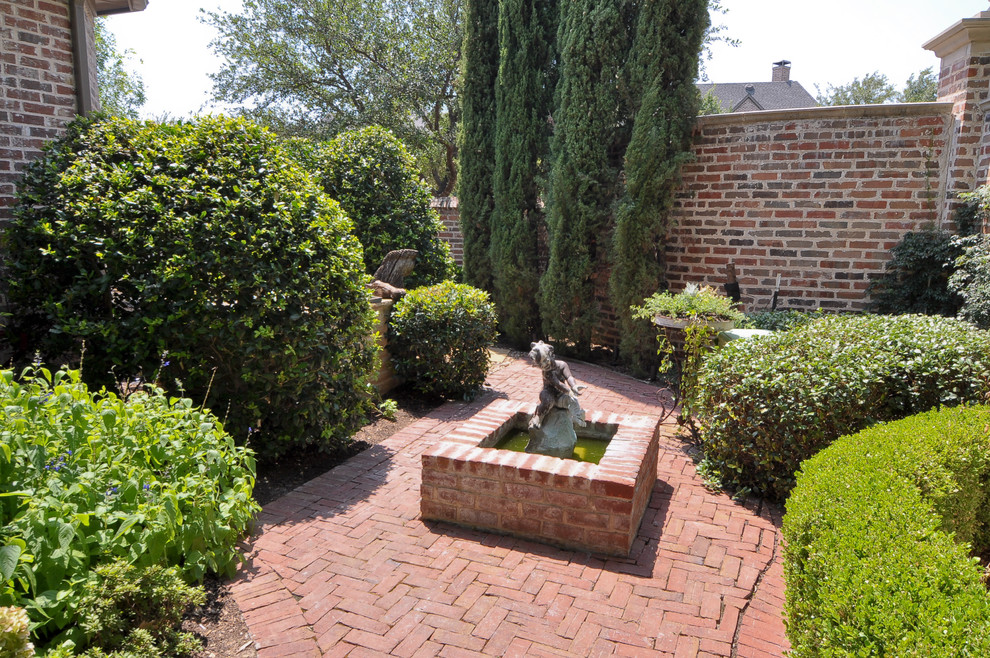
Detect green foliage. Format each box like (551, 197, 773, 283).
(94, 20, 145, 119)
(204, 0, 463, 195)
(698, 88, 726, 115)
(816, 71, 899, 106)
(456, 0, 499, 292)
(739, 309, 822, 332)
(632, 284, 743, 323)
(950, 233, 990, 330)
(389, 282, 498, 399)
(0, 367, 258, 646)
(902, 66, 939, 103)
(0, 607, 33, 658)
(4, 115, 376, 458)
(783, 406, 990, 656)
(695, 314, 990, 500)
(957, 186, 990, 236)
(868, 226, 964, 317)
(489, 0, 556, 347)
(67, 560, 204, 657)
(610, 0, 710, 375)
(301, 127, 457, 287)
(540, 0, 632, 357)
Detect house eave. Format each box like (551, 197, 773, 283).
(93, 0, 148, 16)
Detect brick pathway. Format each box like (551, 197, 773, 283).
(231, 354, 789, 657)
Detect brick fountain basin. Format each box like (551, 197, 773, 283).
(420, 400, 661, 556)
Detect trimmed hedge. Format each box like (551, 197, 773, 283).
(695, 314, 990, 500)
(783, 406, 990, 656)
(4, 115, 376, 457)
(389, 282, 498, 399)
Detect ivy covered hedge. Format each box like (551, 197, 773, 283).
(783, 405, 990, 656)
(4, 115, 376, 457)
(695, 314, 990, 500)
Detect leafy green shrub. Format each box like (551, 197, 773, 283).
(0, 367, 258, 646)
(783, 406, 990, 656)
(695, 314, 990, 500)
(4, 115, 376, 457)
(390, 282, 498, 399)
(739, 309, 823, 332)
(0, 607, 34, 658)
(950, 233, 990, 330)
(300, 127, 457, 287)
(868, 226, 963, 316)
(64, 560, 204, 657)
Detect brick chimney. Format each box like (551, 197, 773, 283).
(772, 60, 791, 82)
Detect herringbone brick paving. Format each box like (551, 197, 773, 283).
(231, 353, 789, 657)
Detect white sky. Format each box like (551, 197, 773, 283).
(106, 0, 990, 119)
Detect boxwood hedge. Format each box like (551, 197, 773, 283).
(783, 405, 990, 656)
(695, 314, 990, 500)
(389, 282, 498, 399)
(4, 115, 376, 457)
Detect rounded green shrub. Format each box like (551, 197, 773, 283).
(389, 282, 498, 399)
(302, 126, 457, 287)
(695, 314, 990, 500)
(867, 226, 963, 317)
(0, 367, 258, 646)
(4, 115, 376, 457)
(783, 406, 990, 656)
(950, 233, 990, 330)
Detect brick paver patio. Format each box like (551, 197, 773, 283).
(231, 353, 789, 657)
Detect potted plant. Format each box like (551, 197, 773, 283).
(632, 284, 744, 425)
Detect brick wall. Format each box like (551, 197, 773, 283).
(0, 0, 80, 224)
(666, 103, 952, 312)
(431, 196, 463, 267)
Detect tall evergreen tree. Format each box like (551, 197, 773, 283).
(610, 0, 709, 373)
(490, 0, 556, 346)
(457, 0, 500, 291)
(540, 0, 632, 356)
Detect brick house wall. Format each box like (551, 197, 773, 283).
(0, 0, 81, 224)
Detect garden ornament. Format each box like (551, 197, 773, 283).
(525, 341, 587, 458)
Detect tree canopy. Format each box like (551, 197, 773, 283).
(95, 19, 146, 118)
(817, 68, 939, 106)
(203, 0, 462, 196)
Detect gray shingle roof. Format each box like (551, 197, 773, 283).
(696, 81, 818, 113)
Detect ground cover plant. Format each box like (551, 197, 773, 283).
(783, 405, 990, 655)
(297, 127, 457, 287)
(695, 314, 990, 500)
(0, 366, 258, 652)
(389, 282, 498, 399)
(4, 115, 376, 458)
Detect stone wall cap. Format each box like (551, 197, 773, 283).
(923, 13, 990, 58)
(696, 101, 953, 128)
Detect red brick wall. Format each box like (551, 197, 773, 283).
(666, 103, 952, 312)
(431, 197, 463, 267)
(0, 0, 79, 224)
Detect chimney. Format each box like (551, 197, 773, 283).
(772, 60, 791, 82)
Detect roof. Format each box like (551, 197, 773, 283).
(93, 0, 148, 16)
(696, 81, 818, 113)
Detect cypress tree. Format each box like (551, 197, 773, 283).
(457, 0, 499, 291)
(610, 0, 709, 373)
(490, 0, 556, 347)
(540, 0, 633, 356)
